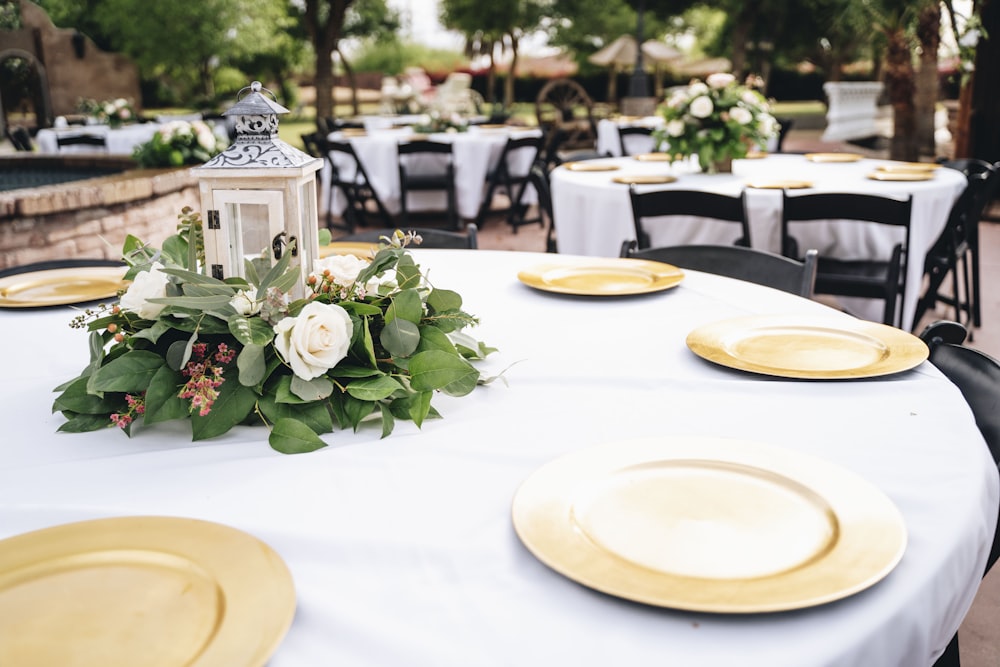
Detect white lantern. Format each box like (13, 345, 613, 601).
(192, 81, 322, 296)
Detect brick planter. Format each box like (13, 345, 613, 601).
(0, 156, 199, 270)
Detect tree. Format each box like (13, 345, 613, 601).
(968, 0, 999, 162)
(87, 0, 292, 103)
(915, 2, 941, 155)
(301, 0, 354, 126)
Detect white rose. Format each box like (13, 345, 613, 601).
(230, 289, 260, 316)
(706, 73, 736, 89)
(688, 82, 709, 96)
(119, 262, 170, 320)
(666, 120, 686, 137)
(730, 107, 753, 125)
(312, 254, 368, 286)
(196, 126, 217, 151)
(273, 301, 353, 380)
(689, 96, 715, 119)
(741, 91, 760, 106)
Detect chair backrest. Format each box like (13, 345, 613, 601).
(774, 117, 794, 152)
(940, 160, 1000, 228)
(920, 320, 1000, 574)
(780, 191, 913, 258)
(397, 140, 454, 183)
(628, 186, 751, 249)
(497, 135, 543, 179)
(527, 161, 557, 253)
(301, 132, 324, 158)
(0, 258, 125, 279)
(617, 125, 655, 156)
(338, 225, 478, 250)
(56, 133, 107, 149)
(622, 243, 819, 298)
(7, 126, 32, 151)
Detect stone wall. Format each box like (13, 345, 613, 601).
(16, 0, 142, 117)
(0, 163, 199, 270)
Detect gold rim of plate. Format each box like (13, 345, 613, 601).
(686, 314, 928, 379)
(512, 435, 907, 613)
(744, 151, 768, 159)
(867, 171, 935, 182)
(563, 162, 620, 172)
(633, 153, 673, 162)
(318, 241, 380, 259)
(746, 180, 813, 189)
(0, 266, 129, 308)
(517, 258, 684, 296)
(804, 152, 863, 163)
(611, 174, 678, 185)
(0, 516, 296, 666)
(876, 162, 941, 173)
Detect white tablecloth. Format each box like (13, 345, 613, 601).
(597, 117, 664, 156)
(551, 154, 967, 328)
(0, 249, 995, 666)
(323, 126, 541, 221)
(36, 124, 161, 155)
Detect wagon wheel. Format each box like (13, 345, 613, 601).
(535, 78, 597, 159)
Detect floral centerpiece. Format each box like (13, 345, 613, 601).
(52, 215, 496, 454)
(77, 97, 137, 128)
(412, 110, 468, 134)
(653, 73, 779, 174)
(132, 120, 228, 167)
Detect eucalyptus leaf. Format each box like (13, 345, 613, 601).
(380, 317, 420, 358)
(427, 288, 462, 312)
(269, 418, 328, 454)
(237, 344, 268, 386)
(290, 375, 334, 401)
(385, 288, 422, 324)
(345, 375, 402, 401)
(166, 335, 196, 371)
(379, 403, 395, 438)
(408, 350, 479, 396)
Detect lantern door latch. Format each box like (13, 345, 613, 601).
(207, 210, 221, 230)
(272, 232, 298, 259)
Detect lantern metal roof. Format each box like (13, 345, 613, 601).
(199, 81, 316, 170)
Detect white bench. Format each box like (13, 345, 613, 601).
(822, 81, 883, 142)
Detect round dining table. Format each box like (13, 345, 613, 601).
(0, 249, 995, 666)
(550, 153, 967, 329)
(323, 125, 541, 221)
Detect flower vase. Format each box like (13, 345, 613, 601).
(709, 156, 733, 174)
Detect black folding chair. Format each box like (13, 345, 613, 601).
(55, 133, 108, 151)
(617, 125, 655, 156)
(629, 186, 751, 250)
(323, 138, 393, 232)
(397, 140, 458, 230)
(338, 224, 477, 250)
(475, 135, 543, 231)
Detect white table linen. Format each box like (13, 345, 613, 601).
(322, 126, 542, 221)
(551, 154, 966, 328)
(36, 124, 161, 155)
(0, 249, 995, 666)
(596, 116, 664, 156)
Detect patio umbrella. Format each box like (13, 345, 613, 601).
(588, 36, 683, 101)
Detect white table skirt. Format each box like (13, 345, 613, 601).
(322, 126, 541, 221)
(551, 154, 967, 328)
(36, 124, 160, 155)
(0, 249, 995, 666)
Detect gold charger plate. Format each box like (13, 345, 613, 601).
(318, 241, 380, 259)
(0, 266, 129, 308)
(611, 174, 678, 185)
(512, 436, 906, 613)
(633, 153, 672, 162)
(746, 179, 813, 189)
(804, 152, 863, 163)
(340, 128, 367, 137)
(686, 314, 928, 379)
(563, 162, 620, 172)
(0, 516, 296, 666)
(867, 171, 935, 182)
(876, 162, 941, 173)
(744, 151, 768, 159)
(518, 258, 683, 296)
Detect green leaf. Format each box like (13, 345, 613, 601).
(380, 317, 420, 358)
(143, 364, 189, 424)
(408, 390, 432, 427)
(378, 403, 395, 438)
(190, 381, 258, 441)
(258, 395, 334, 434)
(89, 350, 165, 393)
(408, 350, 480, 396)
(395, 253, 421, 288)
(330, 365, 382, 379)
(339, 300, 382, 317)
(427, 288, 462, 312)
(229, 315, 275, 346)
(345, 375, 402, 401)
(385, 288, 423, 324)
(237, 344, 268, 387)
(52, 376, 120, 414)
(148, 294, 235, 310)
(273, 375, 309, 404)
(57, 412, 115, 434)
(359, 318, 378, 367)
(342, 393, 375, 431)
(290, 375, 334, 401)
(269, 418, 328, 454)
(166, 335, 196, 371)
(131, 319, 173, 344)
(417, 326, 457, 354)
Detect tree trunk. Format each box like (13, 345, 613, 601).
(969, 0, 1000, 164)
(729, 2, 757, 80)
(336, 46, 360, 117)
(504, 34, 519, 110)
(915, 3, 941, 157)
(305, 0, 350, 128)
(884, 28, 919, 162)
